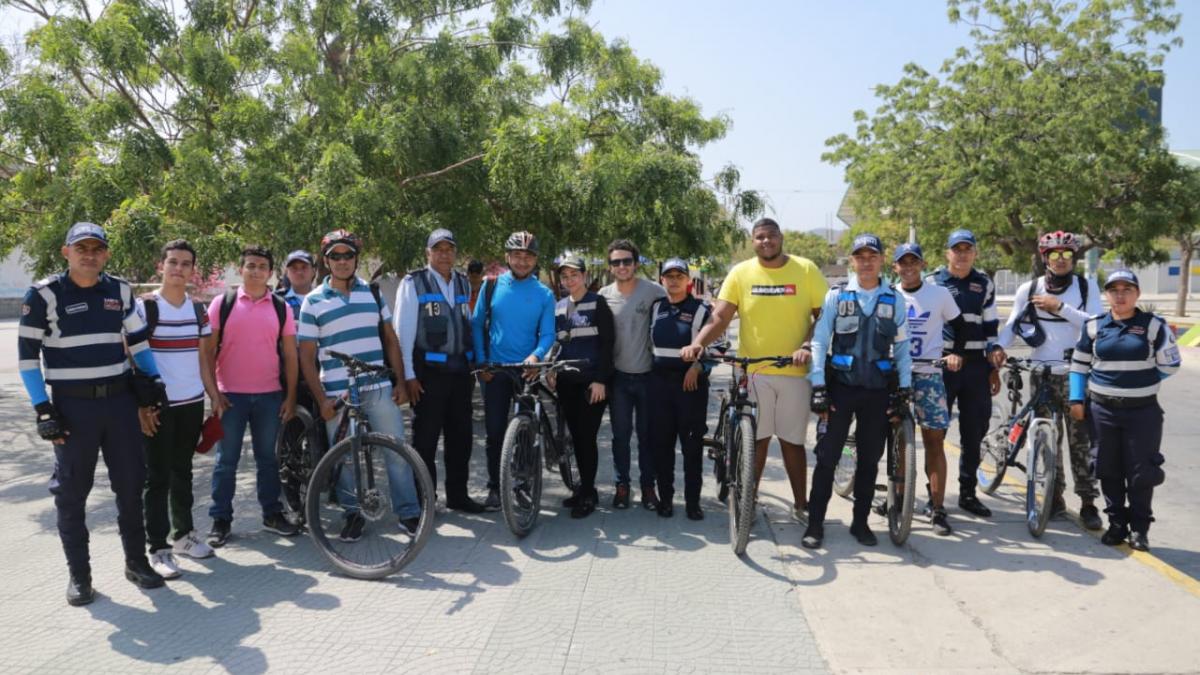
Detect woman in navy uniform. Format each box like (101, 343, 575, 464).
(1069, 269, 1181, 552)
(649, 258, 713, 520)
(553, 253, 615, 518)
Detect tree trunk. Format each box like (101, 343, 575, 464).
(1177, 240, 1193, 317)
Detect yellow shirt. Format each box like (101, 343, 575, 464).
(718, 255, 828, 376)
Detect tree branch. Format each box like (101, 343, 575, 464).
(396, 153, 484, 189)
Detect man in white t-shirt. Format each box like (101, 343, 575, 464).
(892, 243, 967, 536)
(136, 240, 222, 578)
(996, 230, 1103, 529)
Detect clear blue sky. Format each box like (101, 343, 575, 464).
(585, 0, 1200, 232)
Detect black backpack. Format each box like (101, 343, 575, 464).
(481, 277, 498, 362)
(368, 281, 398, 384)
(1014, 274, 1089, 348)
(215, 287, 288, 355)
(140, 293, 209, 337)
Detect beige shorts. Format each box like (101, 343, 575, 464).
(747, 374, 812, 445)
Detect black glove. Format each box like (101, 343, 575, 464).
(133, 373, 169, 409)
(888, 387, 912, 417)
(810, 386, 830, 414)
(35, 401, 68, 442)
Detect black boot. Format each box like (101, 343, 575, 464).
(1100, 522, 1129, 546)
(124, 557, 166, 589)
(67, 573, 95, 607)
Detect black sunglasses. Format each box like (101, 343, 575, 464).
(609, 257, 636, 267)
(326, 251, 357, 261)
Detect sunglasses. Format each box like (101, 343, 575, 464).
(1045, 250, 1075, 262)
(326, 251, 357, 261)
(609, 257, 636, 267)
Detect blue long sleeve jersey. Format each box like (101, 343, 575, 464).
(1068, 309, 1180, 402)
(809, 277, 912, 389)
(18, 272, 158, 407)
(471, 272, 557, 365)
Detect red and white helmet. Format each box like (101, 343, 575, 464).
(1038, 230, 1080, 254)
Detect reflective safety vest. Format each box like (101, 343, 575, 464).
(412, 268, 473, 372)
(829, 284, 899, 390)
(1071, 310, 1179, 399)
(555, 291, 602, 373)
(650, 296, 710, 372)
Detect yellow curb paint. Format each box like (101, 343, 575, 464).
(944, 440, 1200, 599)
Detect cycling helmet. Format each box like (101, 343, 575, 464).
(504, 231, 538, 254)
(1038, 230, 1079, 254)
(554, 252, 586, 272)
(321, 229, 362, 256)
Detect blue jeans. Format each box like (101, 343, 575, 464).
(609, 371, 655, 487)
(210, 391, 284, 521)
(326, 386, 421, 519)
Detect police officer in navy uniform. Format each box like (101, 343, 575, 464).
(395, 228, 486, 513)
(932, 229, 1004, 518)
(18, 222, 171, 605)
(552, 252, 615, 518)
(1069, 270, 1181, 552)
(649, 258, 713, 520)
(805, 234, 913, 548)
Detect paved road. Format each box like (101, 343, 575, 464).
(1, 318, 1198, 673)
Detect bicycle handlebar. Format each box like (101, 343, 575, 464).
(472, 359, 588, 375)
(702, 352, 793, 368)
(1004, 356, 1069, 371)
(326, 349, 393, 376)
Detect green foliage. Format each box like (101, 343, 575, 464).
(731, 229, 836, 268)
(824, 0, 1187, 273)
(0, 0, 757, 280)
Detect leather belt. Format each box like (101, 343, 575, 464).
(1091, 392, 1156, 409)
(52, 377, 131, 400)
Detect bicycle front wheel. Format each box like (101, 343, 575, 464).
(277, 407, 321, 526)
(729, 415, 758, 556)
(1026, 424, 1057, 538)
(886, 416, 917, 545)
(833, 429, 858, 499)
(306, 433, 435, 579)
(557, 433, 581, 493)
(500, 414, 543, 537)
(977, 403, 1010, 495)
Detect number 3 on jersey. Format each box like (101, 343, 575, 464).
(909, 336, 923, 358)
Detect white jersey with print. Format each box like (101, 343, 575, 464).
(137, 292, 212, 406)
(897, 282, 961, 374)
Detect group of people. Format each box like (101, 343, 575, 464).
(18, 217, 1180, 607)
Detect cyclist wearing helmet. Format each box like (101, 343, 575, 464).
(297, 230, 423, 540)
(997, 230, 1103, 529)
(552, 253, 615, 518)
(394, 228, 486, 514)
(471, 231, 557, 510)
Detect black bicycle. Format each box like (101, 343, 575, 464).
(276, 403, 323, 527)
(305, 350, 436, 578)
(976, 357, 1061, 537)
(478, 359, 587, 537)
(701, 352, 793, 556)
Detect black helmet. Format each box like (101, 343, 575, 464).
(504, 231, 538, 254)
(554, 252, 585, 272)
(321, 229, 362, 256)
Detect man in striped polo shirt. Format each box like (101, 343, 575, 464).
(137, 240, 222, 578)
(298, 230, 420, 541)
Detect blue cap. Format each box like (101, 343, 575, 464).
(1104, 269, 1139, 289)
(285, 250, 314, 266)
(893, 242, 924, 262)
(426, 228, 456, 249)
(946, 229, 977, 248)
(661, 257, 689, 275)
(851, 233, 883, 254)
(64, 222, 108, 246)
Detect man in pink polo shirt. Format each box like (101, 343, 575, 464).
(204, 245, 301, 547)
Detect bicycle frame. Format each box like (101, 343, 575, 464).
(501, 371, 567, 461)
(998, 363, 1061, 472)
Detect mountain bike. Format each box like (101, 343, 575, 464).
(478, 359, 588, 537)
(276, 403, 323, 527)
(304, 350, 436, 578)
(701, 352, 793, 556)
(976, 357, 1061, 537)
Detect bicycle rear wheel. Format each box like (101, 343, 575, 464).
(557, 434, 581, 493)
(833, 429, 858, 499)
(277, 408, 321, 526)
(500, 414, 543, 537)
(886, 416, 918, 545)
(1026, 424, 1057, 538)
(729, 415, 757, 556)
(977, 403, 1010, 495)
(306, 433, 435, 579)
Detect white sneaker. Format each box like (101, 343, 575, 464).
(150, 550, 182, 579)
(172, 531, 215, 559)
(792, 504, 809, 526)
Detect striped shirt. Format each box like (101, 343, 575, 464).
(137, 292, 211, 406)
(298, 276, 391, 396)
(1070, 309, 1181, 400)
(18, 272, 151, 386)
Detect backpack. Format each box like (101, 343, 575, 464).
(140, 293, 208, 337)
(1013, 273, 1089, 348)
(215, 287, 288, 355)
(368, 281, 398, 384)
(481, 277, 498, 362)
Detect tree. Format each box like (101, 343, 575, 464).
(823, 0, 1185, 275)
(1164, 165, 1200, 316)
(730, 228, 835, 268)
(0, 0, 760, 280)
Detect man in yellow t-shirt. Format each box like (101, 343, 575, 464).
(681, 218, 828, 520)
